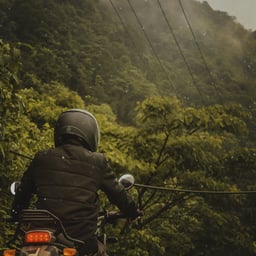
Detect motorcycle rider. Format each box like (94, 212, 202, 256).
(11, 109, 141, 256)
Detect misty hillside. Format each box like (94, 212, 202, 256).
(2, 1, 256, 255)
(103, 0, 256, 103)
(0, 0, 256, 121)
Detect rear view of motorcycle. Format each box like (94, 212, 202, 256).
(5, 209, 84, 256)
(4, 174, 137, 256)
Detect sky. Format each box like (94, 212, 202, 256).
(198, 0, 256, 30)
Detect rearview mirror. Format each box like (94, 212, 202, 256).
(118, 174, 135, 190)
(10, 181, 21, 195)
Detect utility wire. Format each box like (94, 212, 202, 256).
(109, 0, 177, 95)
(135, 183, 256, 195)
(156, 0, 207, 106)
(108, 0, 153, 73)
(155, 0, 223, 146)
(9, 150, 33, 160)
(11, 150, 254, 195)
(111, 0, 223, 106)
(178, 0, 224, 105)
(108, 1, 255, 197)
(108, 0, 138, 52)
(126, 0, 177, 94)
(156, 0, 224, 126)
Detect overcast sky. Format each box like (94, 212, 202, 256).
(198, 0, 256, 30)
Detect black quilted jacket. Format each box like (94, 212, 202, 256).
(12, 141, 137, 244)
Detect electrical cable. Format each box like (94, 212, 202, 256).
(107, 1, 255, 198)
(110, 0, 224, 106)
(126, 0, 177, 94)
(135, 1, 224, 168)
(156, 0, 207, 106)
(108, 0, 138, 53)
(108, 0, 155, 74)
(109, 0, 215, 107)
(11, 150, 255, 196)
(9, 150, 33, 160)
(156, 0, 227, 135)
(135, 183, 256, 195)
(178, 0, 224, 105)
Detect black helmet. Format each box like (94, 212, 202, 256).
(54, 109, 100, 152)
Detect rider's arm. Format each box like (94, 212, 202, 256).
(100, 155, 138, 219)
(11, 158, 37, 219)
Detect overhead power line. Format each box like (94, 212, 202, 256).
(156, 0, 207, 106)
(9, 150, 33, 160)
(10, 151, 256, 195)
(109, 0, 137, 51)
(178, 0, 224, 105)
(112, 0, 217, 107)
(135, 183, 256, 195)
(108, 0, 154, 73)
(126, 0, 177, 94)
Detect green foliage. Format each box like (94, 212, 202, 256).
(0, 41, 86, 250)
(129, 96, 256, 255)
(1, 0, 256, 254)
(2, 0, 255, 124)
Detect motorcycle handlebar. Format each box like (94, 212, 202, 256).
(97, 211, 127, 224)
(106, 211, 126, 221)
(100, 210, 143, 224)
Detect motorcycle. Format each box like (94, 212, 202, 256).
(4, 174, 136, 256)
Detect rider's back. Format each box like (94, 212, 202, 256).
(33, 141, 105, 242)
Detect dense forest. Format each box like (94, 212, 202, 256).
(1, 0, 256, 255)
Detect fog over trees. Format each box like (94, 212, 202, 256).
(1, 1, 256, 255)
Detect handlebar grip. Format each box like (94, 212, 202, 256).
(107, 211, 126, 218)
(105, 211, 127, 223)
(100, 210, 143, 223)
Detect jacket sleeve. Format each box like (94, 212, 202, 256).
(11, 158, 37, 214)
(100, 155, 137, 218)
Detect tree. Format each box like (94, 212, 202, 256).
(0, 41, 86, 250)
(118, 96, 255, 255)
